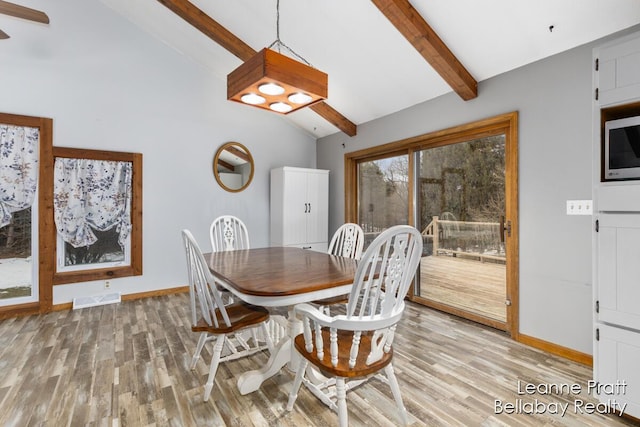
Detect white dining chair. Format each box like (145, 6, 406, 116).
(209, 215, 286, 363)
(328, 222, 365, 260)
(286, 225, 423, 427)
(209, 215, 250, 252)
(182, 229, 273, 401)
(313, 223, 365, 311)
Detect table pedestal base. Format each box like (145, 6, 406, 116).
(237, 310, 301, 395)
(237, 336, 291, 395)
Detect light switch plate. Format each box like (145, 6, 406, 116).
(566, 199, 593, 215)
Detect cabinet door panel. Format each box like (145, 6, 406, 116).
(282, 170, 308, 245)
(597, 34, 640, 106)
(595, 324, 640, 418)
(597, 226, 617, 314)
(597, 214, 640, 330)
(305, 171, 328, 244)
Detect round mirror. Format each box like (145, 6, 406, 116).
(213, 142, 254, 192)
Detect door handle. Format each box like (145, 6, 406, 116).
(499, 216, 511, 242)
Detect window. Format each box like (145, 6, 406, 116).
(57, 227, 131, 272)
(50, 147, 142, 285)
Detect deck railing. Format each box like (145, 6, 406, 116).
(422, 215, 505, 263)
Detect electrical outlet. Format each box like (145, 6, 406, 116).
(566, 199, 593, 215)
(104, 281, 111, 289)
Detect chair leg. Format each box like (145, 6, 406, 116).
(385, 363, 408, 425)
(286, 359, 308, 411)
(203, 335, 225, 401)
(335, 377, 348, 427)
(191, 332, 208, 370)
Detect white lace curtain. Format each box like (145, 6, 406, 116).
(0, 124, 40, 228)
(53, 158, 133, 249)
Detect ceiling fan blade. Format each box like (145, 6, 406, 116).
(0, 0, 49, 24)
(0, 28, 8, 39)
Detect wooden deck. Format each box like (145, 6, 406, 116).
(419, 255, 506, 322)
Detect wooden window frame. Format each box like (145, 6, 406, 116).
(49, 147, 143, 285)
(0, 112, 53, 319)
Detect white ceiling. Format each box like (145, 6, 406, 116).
(6, 1, 640, 138)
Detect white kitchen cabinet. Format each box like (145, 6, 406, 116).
(592, 30, 640, 419)
(270, 167, 329, 252)
(596, 32, 640, 107)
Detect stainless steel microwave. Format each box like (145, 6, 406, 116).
(605, 115, 640, 180)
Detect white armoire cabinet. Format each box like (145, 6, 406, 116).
(592, 31, 640, 419)
(270, 167, 329, 252)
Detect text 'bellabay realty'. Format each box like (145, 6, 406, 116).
(495, 380, 628, 417)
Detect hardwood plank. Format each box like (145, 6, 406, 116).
(0, 294, 636, 426)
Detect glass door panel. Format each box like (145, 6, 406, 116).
(416, 135, 507, 324)
(0, 205, 37, 306)
(358, 154, 409, 249)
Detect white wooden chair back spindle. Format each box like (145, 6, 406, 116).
(209, 215, 250, 252)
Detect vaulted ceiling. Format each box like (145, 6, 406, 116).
(9, 0, 640, 138)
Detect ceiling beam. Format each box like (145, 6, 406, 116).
(156, 0, 357, 136)
(371, 0, 477, 101)
(0, 0, 49, 24)
(217, 158, 235, 171)
(225, 145, 251, 163)
(156, 0, 254, 61)
(310, 102, 357, 137)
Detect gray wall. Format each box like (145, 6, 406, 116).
(317, 25, 640, 355)
(0, 0, 316, 304)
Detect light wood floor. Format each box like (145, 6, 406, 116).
(420, 255, 506, 322)
(0, 294, 635, 427)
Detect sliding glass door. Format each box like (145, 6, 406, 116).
(357, 154, 409, 248)
(346, 113, 518, 335)
(416, 135, 507, 325)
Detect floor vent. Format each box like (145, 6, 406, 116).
(72, 292, 121, 310)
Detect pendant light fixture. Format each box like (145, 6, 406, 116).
(227, 0, 328, 114)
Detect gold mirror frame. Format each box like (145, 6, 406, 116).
(213, 142, 254, 192)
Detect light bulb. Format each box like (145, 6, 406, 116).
(259, 83, 285, 96)
(241, 93, 266, 105)
(269, 102, 292, 113)
(288, 92, 313, 104)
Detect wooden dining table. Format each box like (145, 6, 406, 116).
(205, 246, 358, 395)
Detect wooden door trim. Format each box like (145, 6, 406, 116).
(0, 112, 53, 319)
(412, 295, 507, 331)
